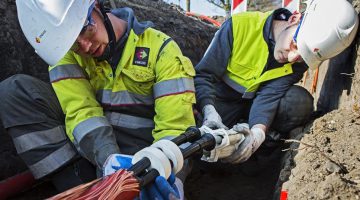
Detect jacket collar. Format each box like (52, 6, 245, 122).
(107, 7, 154, 68)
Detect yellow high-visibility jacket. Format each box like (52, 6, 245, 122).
(49, 26, 196, 166)
(223, 11, 293, 99)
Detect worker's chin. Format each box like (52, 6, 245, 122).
(94, 45, 111, 61)
(92, 45, 104, 58)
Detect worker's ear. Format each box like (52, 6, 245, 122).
(288, 11, 301, 26)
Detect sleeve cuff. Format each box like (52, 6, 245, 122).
(95, 143, 120, 168)
(249, 117, 270, 129)
(199, 98, 215, 112)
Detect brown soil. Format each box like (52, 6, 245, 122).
(282, 109, 360, 199)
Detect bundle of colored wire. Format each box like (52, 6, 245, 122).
(47, 169, 139, 200)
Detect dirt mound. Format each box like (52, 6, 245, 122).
(0, 0, 48, 82)
(282, 109, 360, 199)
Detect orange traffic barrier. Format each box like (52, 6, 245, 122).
(185, 12, 222, 27)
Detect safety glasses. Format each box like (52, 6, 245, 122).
(70, 3, 97, 51)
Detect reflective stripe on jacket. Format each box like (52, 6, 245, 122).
(223, 11, 293, 99)
(49, 27, 196, 151)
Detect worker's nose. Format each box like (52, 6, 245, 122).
(76, 36, 92, 53)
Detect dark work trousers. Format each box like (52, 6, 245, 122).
(222, 84, 313, 165)
(214, 84, 314, 147)
(213, 85, 314, 135)
(0, 74, 97, 192)
(0, 74, 189, 192)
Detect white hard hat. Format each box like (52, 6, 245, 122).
(296, 0, 359, 69)
(16, 0, 95, 66)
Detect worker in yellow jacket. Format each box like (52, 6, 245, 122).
(195, 0, 358, 169)
(193, 1, 358, 198)
(0, 1, 194, 198)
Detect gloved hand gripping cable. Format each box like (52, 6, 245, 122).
(200, 125, 245, 162)
(47, 126, 245, 200)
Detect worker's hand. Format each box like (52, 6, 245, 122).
(102, 153, 133, 176)
(221, 123, 265, 164)
(202, 104, 228, 130)
(140, 173, 184, 200)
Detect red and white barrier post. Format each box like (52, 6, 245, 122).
(231, 0, 247, 15)
(282, 0, 300, 13)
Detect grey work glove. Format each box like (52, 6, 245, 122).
(221, 123, 265, 164)
(202, 104, 228, 129)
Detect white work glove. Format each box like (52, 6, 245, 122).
(221, 123, 265, 164)
(202, 104, 228, 129)
(200, 125, 245, 162)
(102, 153, 133, 176)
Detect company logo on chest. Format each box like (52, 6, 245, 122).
(133, 47, 150, 67)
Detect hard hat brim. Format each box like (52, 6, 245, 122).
(16, 0, 95, 66)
